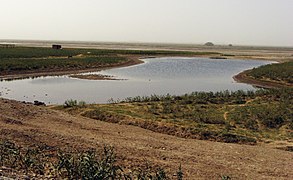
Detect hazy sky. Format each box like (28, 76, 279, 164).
(1, 0, 292, 46)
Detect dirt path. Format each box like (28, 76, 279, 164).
(223, 99, 254, 121)
(0, 98, 292, 179)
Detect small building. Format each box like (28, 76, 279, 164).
(0, 44, 16, 48)
(52, 44, 62, 49)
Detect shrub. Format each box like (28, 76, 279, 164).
(64, 100, 87, 108)
(0, 140, 180, 179)
(64, 99, 77, 108)
(78, 101, 86, 107)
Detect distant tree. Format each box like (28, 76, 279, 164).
(205, 42, 214, 46)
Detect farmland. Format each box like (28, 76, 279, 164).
(0, 47, 221, 78)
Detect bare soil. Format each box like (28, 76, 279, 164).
(0, 98, 292, 179)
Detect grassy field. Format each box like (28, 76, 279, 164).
(0, 47, 221, 75)
(58, 88, 293, 145)
(247, 61, 293, 84)
(0, 56, 126, 72)
(0, 47, 219, 59)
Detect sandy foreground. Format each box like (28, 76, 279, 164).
(0, 98, 293, 179)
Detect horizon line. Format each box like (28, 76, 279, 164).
(1, 38, 293, 49)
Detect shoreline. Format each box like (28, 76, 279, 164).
(0, 44, 289, 88)
(0, 54, 282, 82)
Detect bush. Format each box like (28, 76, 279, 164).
(78, 101, 86, 107)
(64, 99, 78, 108)
(64, 100, 87, 108)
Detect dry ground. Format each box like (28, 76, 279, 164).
(0, 98, 292, 179)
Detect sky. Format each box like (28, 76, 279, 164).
(0, 0, 292, 46)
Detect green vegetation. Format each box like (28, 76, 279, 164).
(248, 61, 293, 84)
(221, 175, 232, 180)
(64, 99, 86, 108)
(0, 47, 220, 75)
(60, 88, 292, 145)
(0, 140, 183, 179)
(0, 56, 126, 72)
(0, 47, 219, 59)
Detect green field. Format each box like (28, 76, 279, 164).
(0, 47, 219, 59)
(248, 61, 293, 84)
(0, 56, 126, 72)
(0, 47, 220, 74)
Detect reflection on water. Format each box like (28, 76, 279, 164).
(0, 57, 274, 104)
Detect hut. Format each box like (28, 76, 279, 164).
(52, 44, 62, 49)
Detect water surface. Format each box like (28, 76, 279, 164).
(0, 57, 273, 104)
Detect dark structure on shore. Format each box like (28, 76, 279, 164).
(52, 44, 62, 49)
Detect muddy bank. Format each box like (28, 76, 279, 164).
(70, 74, 126, 80)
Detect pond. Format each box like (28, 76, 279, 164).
(0, 57, 274, 104)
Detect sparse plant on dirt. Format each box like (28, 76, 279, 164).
(0, 140, 182, 179)
(221, 175, 232, 180)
